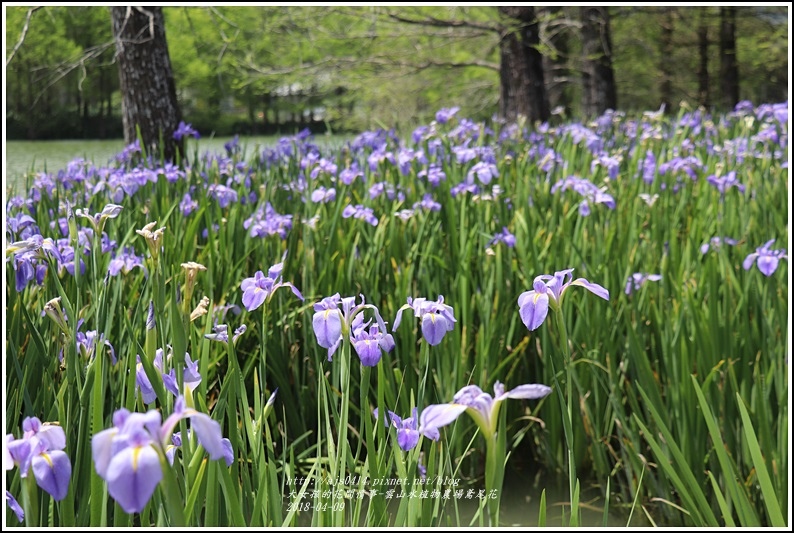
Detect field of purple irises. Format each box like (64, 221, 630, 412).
(5, 102, 789, 527)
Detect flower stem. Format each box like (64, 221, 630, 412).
(552, 306, 578, 525)
(23, 472, 40, 527)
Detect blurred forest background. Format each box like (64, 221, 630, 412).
(4, 5, 789, 140)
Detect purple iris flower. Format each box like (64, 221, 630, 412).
(180, 192, 199, 217)
(467, 161, 499, 185)
(488, 227, 516, 248)
(135, 349, 166, 405)
(342, 204, 379, 226)
(372, 407, 422, 451)
(309, 158, 338, 179)
(5, 417, 72, 501)
(244, 203, 293, 240)
(743, 239, 788, 276)
(240, 262, 304, 312)
(166, 431, 234, 468)
(418, 381, 552, 441)
(517, 269, 609, 331)
(339, 164, 364, 185)
(108, 247, 147, 277)
(204, 324, 247, 344)
(349, 314, 395, 367)
(6, 491, 24, 522)
(393, 295, 456, 346)
(173, 121, 200, 140)
(75, 322, 117, 365)
(162, 353, 202, 397)
(625, 273, 663, 295)
(310, 186, 337, 204)
(412, 193, 442, 212)
(591, 154, 620, 180)
(450, 181, 480, 198)
(417, 164, 446, 187)
(551, 176, 615, 216)
(207, 184, 238, 208)
(707, 171, 746, 196)
(75, 203, 123, 234)
(92, 396, 227, 514)
(700, 236, 738, 255)
(311, 293, 392, 362)
(640, 150, 657, 184)
(435, 106, 460, 124)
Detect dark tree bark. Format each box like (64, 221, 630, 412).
(719, 7, 739, 109)
(659, 9, 675, 112)
(110, 6, 183, 161)
(540, 6, 572, 115)
(580, 6, 617, 117)
(697, 8, 710, 109)
(498, 6, 550, 124)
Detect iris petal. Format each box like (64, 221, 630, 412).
(518, 291, 549, 331)
(106, 445, 162, 514)
(31, 450, 71, 501)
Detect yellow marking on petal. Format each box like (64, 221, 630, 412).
(40, 452, 53, 467)
(132, 447, 141, 472)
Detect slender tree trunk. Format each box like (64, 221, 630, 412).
(498, 6, 550, 124)
(110, 6, 183, 161)
(580, 6, 617, 117)
(540, 6, 572, 115)
(697, 8, 710, 109)
(659, 9, 675, 112)
(719, 7, 739, 109)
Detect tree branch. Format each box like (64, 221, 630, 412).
(5, 7, 42, 68)
(386, 11, 499, 33)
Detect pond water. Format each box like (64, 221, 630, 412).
(4, 134, 348, 196)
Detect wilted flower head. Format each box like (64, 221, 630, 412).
(136, 221, 166, 261)
(517, 268, 609, 331)
(182, 261, 207, 306)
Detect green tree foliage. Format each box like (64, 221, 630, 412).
(5, 6, 118, 139)
(4, 5, 788, 139)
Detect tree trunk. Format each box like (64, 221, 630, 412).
(498, 6, 550, 124)
(659, 9, 675, 112)
(697, 8, 710, 109)
(719, 7, 739, 109)
(580, 6, 617, 117)
(539, 6, 572, 115)
(110, 6, 183, 161)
